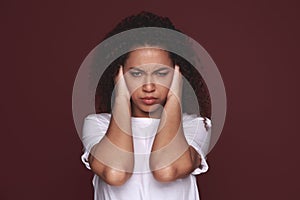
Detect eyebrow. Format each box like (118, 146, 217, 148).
(153, 67, 171, 73)
(128, 67, 144, 72)
(128, 66, 171, 72)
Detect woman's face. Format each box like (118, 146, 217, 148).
(123, 48, 174, 118)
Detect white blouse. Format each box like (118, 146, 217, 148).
(81, 113, 211, 200)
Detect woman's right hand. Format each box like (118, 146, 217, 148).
(114, 66, 131, 101)
(88, 66, 134, 185)
(111, 66, 132, 134)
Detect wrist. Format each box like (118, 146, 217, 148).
(114, 95, 131, 105)
(166, 93, 182, 105)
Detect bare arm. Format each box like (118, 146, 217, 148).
(150, 65, 201, 182)
(88, 66, 134, 186)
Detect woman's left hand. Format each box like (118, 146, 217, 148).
(167, 65, 183, 101)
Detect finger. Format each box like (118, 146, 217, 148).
(114, 65, 124, 84)
(168, 65, 183, 99)
(171, 65, 182, 87)
(174, 65, 182, 78)
(174, 64, 180, 72)
(114, 66, 130, 99)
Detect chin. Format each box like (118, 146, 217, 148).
(145, 105, 164, 117)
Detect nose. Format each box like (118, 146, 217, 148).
(142, 75, 155, 93)
(142, 82, 155, 92)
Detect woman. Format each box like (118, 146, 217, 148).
(81, 11, 211, 200)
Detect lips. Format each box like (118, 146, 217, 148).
(140, 97, 158, 105)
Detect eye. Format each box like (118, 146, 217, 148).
(130, 71, 143, 77)
(155, 71, 169, 77)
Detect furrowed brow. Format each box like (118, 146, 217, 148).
(153, 67, 171, 73)
(128, 67, 145, 72)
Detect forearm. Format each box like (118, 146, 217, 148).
(89, 97, 134, 185)
(150, 97, 199, 181)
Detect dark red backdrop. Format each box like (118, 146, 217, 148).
(1, 0, 299, 199)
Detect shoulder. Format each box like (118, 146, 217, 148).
(82, 113, 112, 134)
(83, 113, 112, 128)
(182, 113, 211, 128)
(85, 113, 111, 122)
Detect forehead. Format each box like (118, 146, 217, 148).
(127, 64, 172, 73)
(124, 48, 173, 70)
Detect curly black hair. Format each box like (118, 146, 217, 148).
(104, 11, 178, 39)
(95, 11, 211, 120)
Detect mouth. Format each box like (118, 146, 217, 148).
(140, 97, 158, 105)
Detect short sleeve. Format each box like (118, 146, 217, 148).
(80, 113, 111, 170)
(182, 114, 212, 175)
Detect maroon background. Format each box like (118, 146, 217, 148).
(1, 0, 299, 199)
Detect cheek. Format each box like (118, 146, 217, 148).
(127, 83, 143, 96)
(124, 76, 143, 94)
(130, 91, 140, 103)
(154, 76, 173, 88)
(156, 86, 170, 97)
